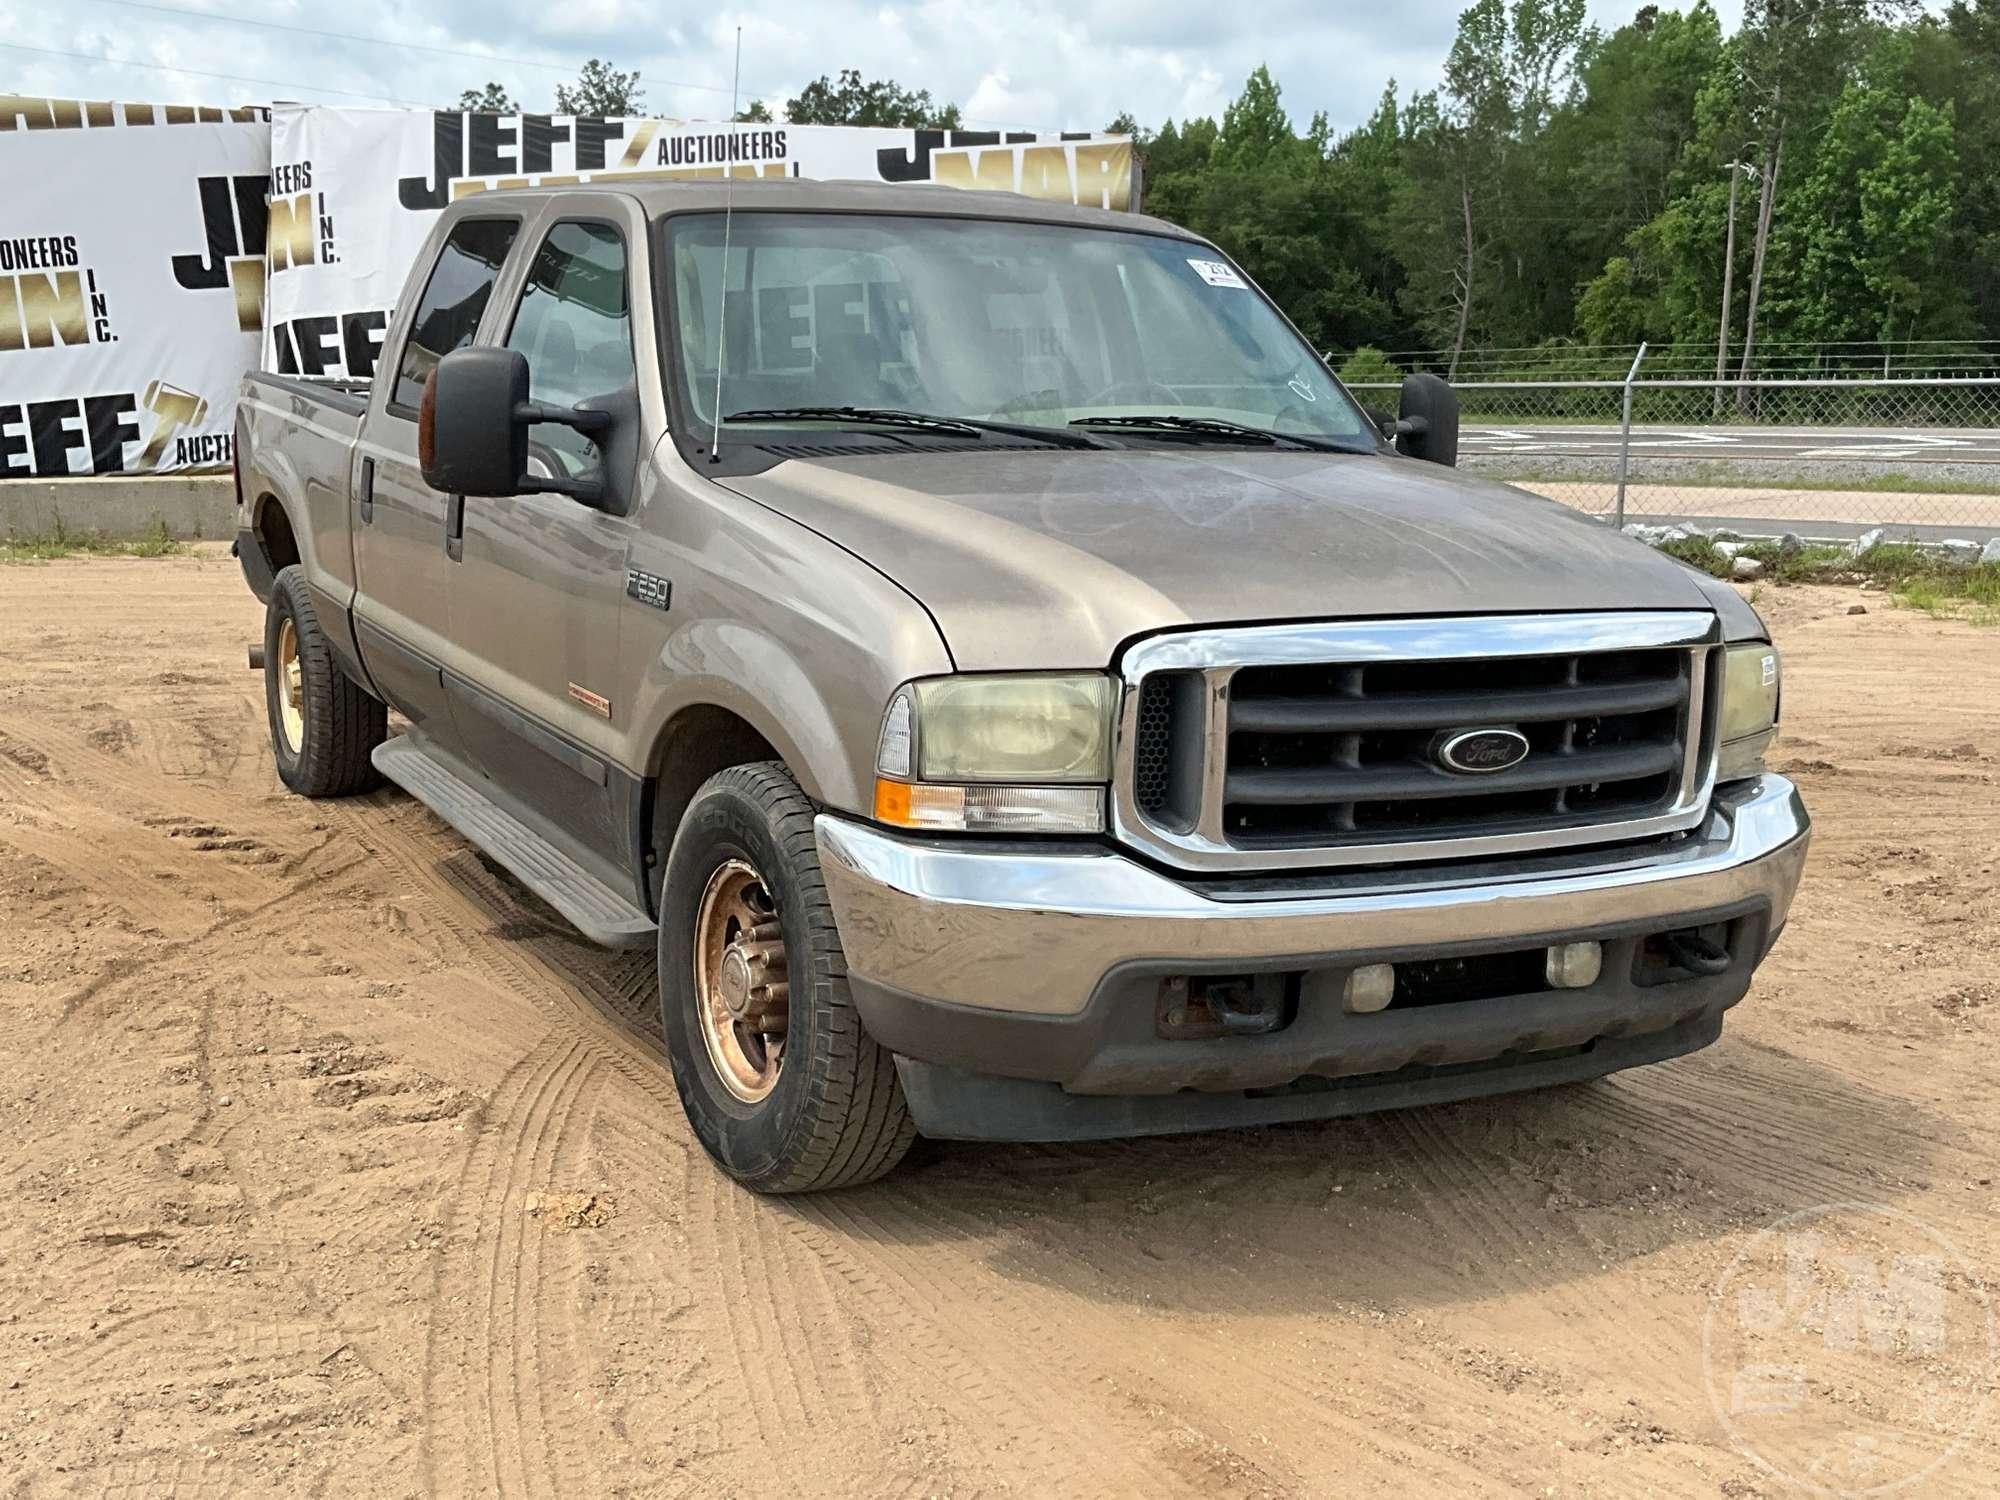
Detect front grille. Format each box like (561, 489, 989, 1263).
(1114, 613, 1717, 871)
(1224, 647, 1688, 846)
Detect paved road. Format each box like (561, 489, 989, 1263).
(1462, 424, 2000, 462)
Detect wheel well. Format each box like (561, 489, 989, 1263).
(645, 705, 782, 895)
(257, 497, 301, 576)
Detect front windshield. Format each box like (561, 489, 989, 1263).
(663, 212, 1375, 448)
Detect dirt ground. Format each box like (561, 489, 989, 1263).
(1, 552, 1995, 1499)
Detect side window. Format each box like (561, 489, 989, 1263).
(390, 217, 520, 413)
(504, 222, 635, 478)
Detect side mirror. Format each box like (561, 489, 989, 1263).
(1394, 373, 1460, 468)
(419, 346, 610, 502)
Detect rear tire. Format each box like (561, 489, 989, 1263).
(264, 564, 386, 797)
(659, 762, 915, 1192)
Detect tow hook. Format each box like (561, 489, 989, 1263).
(1662, 929, 1732, 977)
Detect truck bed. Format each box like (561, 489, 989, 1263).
(248, 372, 371, 419)
(235, 371, 370, 604)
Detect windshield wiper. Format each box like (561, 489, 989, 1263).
(1070, 413, 1353, 451)
(727, 405, 1110, 449)
(726, 405, 983, 437)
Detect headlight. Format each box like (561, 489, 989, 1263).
(1716, 642, 1780, 781)
(874, 674, 1115, 833)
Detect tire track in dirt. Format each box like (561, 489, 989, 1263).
(347, 801, 888, 1493)
(0, 718, 342, 941)
(1576, 1054, 1930, 1207)
(819, 1180, 1518, 1497)
(418, 1033, 598, 1500)
(336, 802, 650, 1500)
(335, 795, 1201, 1494)
(342, 793, 1499, 1493)
(790, 1189, 1265, 1496)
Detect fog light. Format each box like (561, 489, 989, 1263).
(1343, 963, 1396, 1013)
(1546, 941, 1603, 990)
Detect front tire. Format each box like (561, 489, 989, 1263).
(659, 763, 914, 1192)
(263, 564, 386, 797)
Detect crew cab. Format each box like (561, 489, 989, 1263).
(233, 179, 1808, 1192)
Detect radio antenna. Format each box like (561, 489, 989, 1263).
(708, 25, 742, 464)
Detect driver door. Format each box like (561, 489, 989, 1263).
(444, 199, 643, 887)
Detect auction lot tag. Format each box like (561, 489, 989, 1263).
(1187, 258, 1248, 289)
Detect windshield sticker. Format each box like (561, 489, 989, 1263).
(1187, 258, 1248, 289)
(1287, 376, 1319, 402)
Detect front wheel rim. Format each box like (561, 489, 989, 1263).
(275, 616, 304, 753)
(692, 859, 791, 1103)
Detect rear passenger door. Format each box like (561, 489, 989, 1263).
(352, 212, 522, 762)
(445, 199, 644, 890)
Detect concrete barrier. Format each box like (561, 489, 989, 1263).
(0, 474, 235, 541)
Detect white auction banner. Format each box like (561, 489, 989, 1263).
(0, 98, 271, 475)
(265, 105, 1135, 380)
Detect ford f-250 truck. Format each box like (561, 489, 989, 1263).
(233, 179, 1808, 1192)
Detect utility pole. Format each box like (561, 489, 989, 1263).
(1714, 158, 1752, 420)
(1735, 119, 1783, 414)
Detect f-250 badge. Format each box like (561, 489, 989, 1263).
(625, 569, 672, 611)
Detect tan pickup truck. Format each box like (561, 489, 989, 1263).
(232, 178, 1807, 1191)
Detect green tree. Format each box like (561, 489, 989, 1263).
(457, 82, 518, 112)
(1777, 39, 1963, 345)
(555, 59, 645, 116)
(784, 70, 960, 128)
(1575, 255, 1654, 342)
(1337, 346, 1405, 382)
(1101, 5, 2000, 366)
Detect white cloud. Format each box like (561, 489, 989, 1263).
(6, 0, 1675, 135)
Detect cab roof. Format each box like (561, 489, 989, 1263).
(460, 175, 1192, 240)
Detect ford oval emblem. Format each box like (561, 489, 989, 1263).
(1435, 728, 1530, 775)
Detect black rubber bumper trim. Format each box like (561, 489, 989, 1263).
(896, 1012, 1725, 1143)
(851, 897, 1771, 1092)
(235, 526, 276, 601)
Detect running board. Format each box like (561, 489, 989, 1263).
(372, 736, 657, 949)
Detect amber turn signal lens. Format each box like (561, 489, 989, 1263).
(873, 777, 914, 825)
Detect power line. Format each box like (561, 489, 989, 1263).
(0, 40, 433, 106)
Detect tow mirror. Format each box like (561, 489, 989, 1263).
(419, 346, 610, 503)
(1394, 373, 1460, 468)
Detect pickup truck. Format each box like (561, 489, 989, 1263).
(233, 179, 1809, 1193)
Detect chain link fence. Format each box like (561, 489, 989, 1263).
(1346, 374, 2000, 544)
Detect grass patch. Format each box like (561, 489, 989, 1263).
(1734, 540, 1852, 581)
(0, 519, 185, 563)
(1893, 577, 1961, 618)
(1654, 534, 1734, 578)
(1654, 529, 2000, 624)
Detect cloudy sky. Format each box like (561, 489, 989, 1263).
(10, 0, 1703, 134)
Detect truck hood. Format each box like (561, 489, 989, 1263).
(721, 448, 1714, 671)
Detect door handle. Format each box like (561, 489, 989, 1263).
(359, 456, 375, 525)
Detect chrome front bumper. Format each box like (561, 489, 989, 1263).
(815, 775, 1810, 1020)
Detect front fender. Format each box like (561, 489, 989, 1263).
(631, 619, 879, 814)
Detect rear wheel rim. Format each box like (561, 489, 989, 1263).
(692, 859, 791, 1104)
(275, 616, 304, 753)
